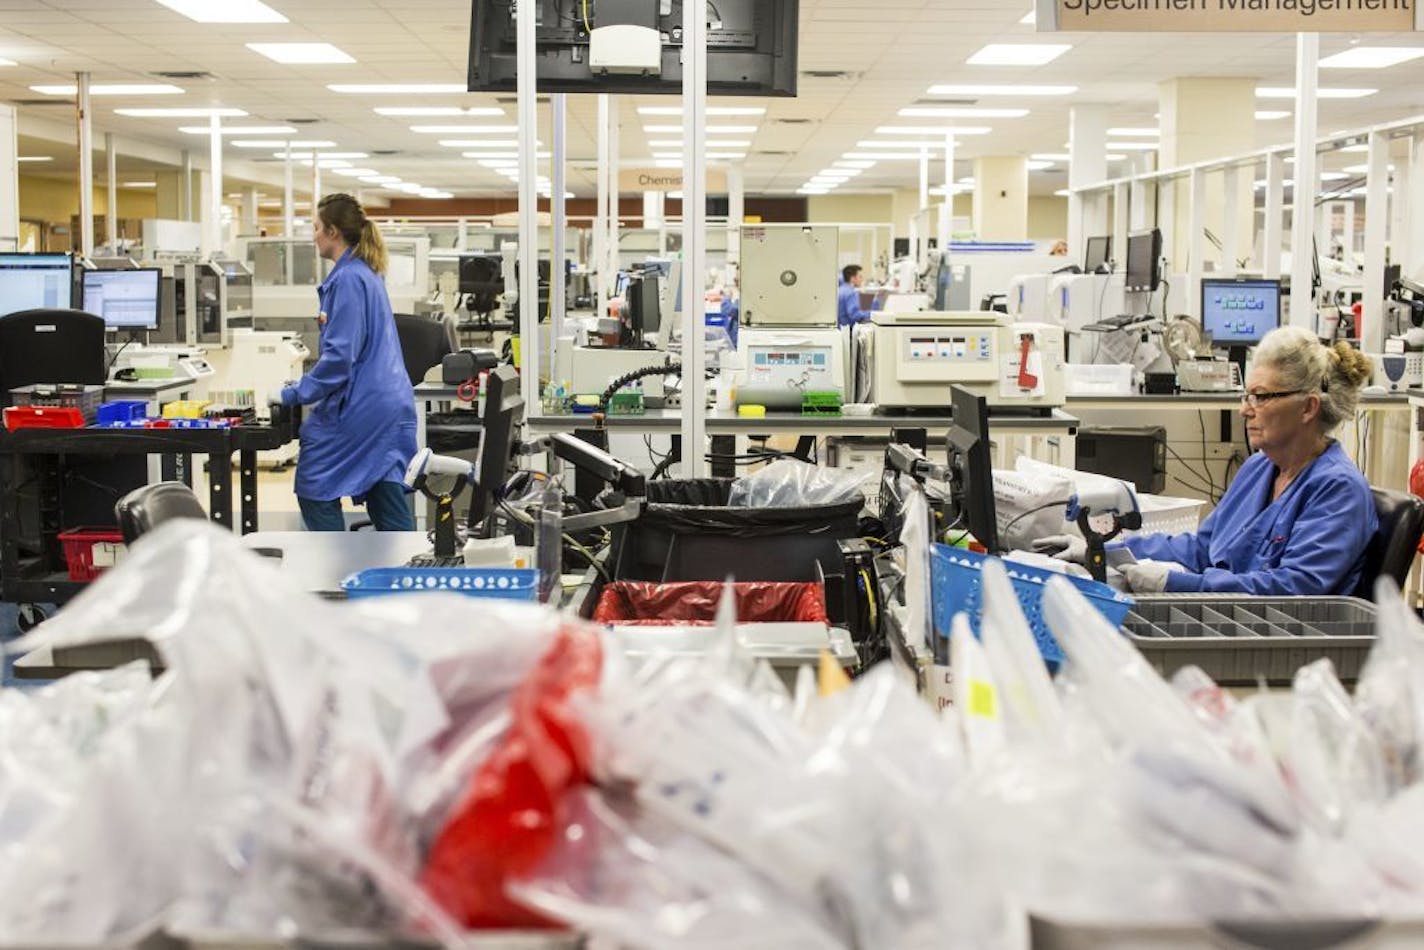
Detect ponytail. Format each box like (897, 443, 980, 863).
(316, 192, 387, 274)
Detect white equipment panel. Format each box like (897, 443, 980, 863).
(739, 225, 839, 327)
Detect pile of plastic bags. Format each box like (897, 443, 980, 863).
(9, 520, 1424, 948)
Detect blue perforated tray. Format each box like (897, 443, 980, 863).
(342, 567, 539, 601)
(930, 545, 1135, 666)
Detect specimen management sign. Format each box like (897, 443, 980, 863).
(1038, 0, 1418, 31)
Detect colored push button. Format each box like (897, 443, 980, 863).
(738, 404, 766, 418)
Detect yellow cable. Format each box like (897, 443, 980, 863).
(581, 0, 592, 34)
(859, 568, 878, 633)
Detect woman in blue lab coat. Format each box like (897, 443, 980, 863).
(279, 193, 417, 531)
(1038, 327, 1377, 595)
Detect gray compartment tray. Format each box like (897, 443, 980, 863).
(1122, 595, 1377, 686)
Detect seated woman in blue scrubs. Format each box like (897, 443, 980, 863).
(279, 193, 417, 531)
(1039, 327, 1376, 595)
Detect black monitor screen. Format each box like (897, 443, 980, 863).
(82, 268, 162, 331)
(948, 384, 999, 555)
(1201, 278, 1281, 347)
(1084, 235, 1112, 272)
(628, 275, 661, 338)
(1124, 228, 1162, 293)
(0, 253, 74, 316)
(459, 254, 503, 295)
(893, 237, 911, 258)
(469, 364, 524, 529)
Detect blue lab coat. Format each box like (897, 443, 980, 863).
(1122, 440, 1377, 595)
(837, 280, 873, 328)
(280, 249, 417, 502)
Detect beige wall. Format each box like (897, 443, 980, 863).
(973, 156, 1029, 241)
(19, 175, 158, 223)
(890, 187, 972, 241)
(807, 193, 893, 225)
(1027, 196, 1068, 241)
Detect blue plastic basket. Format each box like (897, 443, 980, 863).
(930, 545, 1135, 666)
(96, 401, 148, 426)
(341, 567, 539, 601)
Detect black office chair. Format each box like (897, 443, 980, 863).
(394, 313, 453, 386)
(0, 308, 106, 408)
(114, 481, 208, 545)
(1352, 488, 1424, 601)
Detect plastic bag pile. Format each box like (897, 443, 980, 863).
(8, 521, 1424, 948)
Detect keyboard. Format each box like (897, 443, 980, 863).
(407, 553, 467, 568)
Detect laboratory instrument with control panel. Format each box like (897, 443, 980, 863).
(735, 327, 850, 409)
(867, 311, 1065, 412)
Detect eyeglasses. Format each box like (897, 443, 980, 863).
(1240, 390, 1305, 408)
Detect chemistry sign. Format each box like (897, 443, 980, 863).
(1039, 0, 1417, 30)
(618, 167, 729, 193)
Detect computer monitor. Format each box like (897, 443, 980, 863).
(468, 364, 524, 532)
(82, 267, 162, 331)
(627, 275, 662, 343)
(0, 253, 74, 317)
(947, 385, 999, 555)
(1124, 228, 1162, 294)
(1084, 235, 1112, 273)
(458, 254, 503, 295)
(893, 238, 911, 259)
(1201, 278, 1281, 347)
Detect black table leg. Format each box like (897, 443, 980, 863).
(239, 449, 259, 535)
(208, 452, 233, 529)
(710, 434, 736, 478)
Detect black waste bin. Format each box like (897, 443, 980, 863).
(609, 478, 864, 582)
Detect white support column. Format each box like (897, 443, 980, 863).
(104, 132, 117, 251)
(727, 162, 744, 274)
(0, 104, 17, 252)
(1068, 105, 1109, 263)
(180, 150, 192, 221)
(551, 93, 567, 353)
(938, 133, 955, 255)
(595, 93, 609, 317)
(1290, 32, 1320, 329)
(1221, 165, 1241, 277)
(241, 185, 258, 234)
(1129, 175, 1148, 231)
(680, 0, 708, 478)
(516, 0, 540, 409)
(311, 162, 321, 210)
(918, 147, 930, 262)
(1391, 137, 1413, 275)
(1187, 168, 1206, 310)
(643, 190, 663, 230)
(1112, 182, 1129, 265)
(1409, 131, 1424, 280)
(1158, 178, 1175, 262)
(608, 100, 620, 284)
(1264, 152, 1286, 278)
(208, 114, 222, 259)
(77, 72, 94, 257)
(1363, 129, 1391, 354)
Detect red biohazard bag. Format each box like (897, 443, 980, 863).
(420, 624, 603, 929)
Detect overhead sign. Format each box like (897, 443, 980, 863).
(619, 167, 729, 194)
(1039, 0, 1418, 32)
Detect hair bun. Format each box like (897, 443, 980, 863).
(1331, 341, 1374, 389)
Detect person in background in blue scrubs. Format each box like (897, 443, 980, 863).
(1036, 327, 1377, 595)
(838, 264, 874, 328)
(279, 193, 417, 532)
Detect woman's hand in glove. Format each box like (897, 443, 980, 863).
(1031, 535, 1088, 564)
(1120, 562, 1171, 593)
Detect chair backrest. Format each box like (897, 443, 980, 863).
(1353, 487, 1424, 600)
(394, 313, 453, 386)
(114, 481, 208, 545)
(0, 309, 106, 408)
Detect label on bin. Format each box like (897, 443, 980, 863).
(928, 664, 955, 714)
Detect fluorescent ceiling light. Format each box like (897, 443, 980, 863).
(179, 124, 296, 134)
(121, 181, 157, 188)
(1257, 86, 1376, 99)
(896, 107, 1027, 119)
(927, 83, 1076, 96)
(652, 151, 681, 159)
(835, 160, 876, 169)
(1027, 160, 1054, 171)
(273, 151, 366, 159)
(17, 156, 52, 163)
(329, 83, 467, 94)
(445, 140, 520, 148)
(967, 44, 1071, 66)
(0, 58, 15, 66)
(647, 139, 751, 148)
(1031, 153, 1071, 161)
(461, 150, 549, 159)
(416, 191, 454, 199)
(1107, 127, 1159, 136)
(637, 106, 766, 116)
(359, 175, 401, 184)
(394, 183, 423, 193)
(247, 43, 354, 64)
(1256, 110, 1292, 120)
(643, 124, 758, 134)
(876, 125, 992, 136)
(118, 107, 247, 117)
(1340, 143, 1370, 153)
(374, 106, 504, 117)
(155, 0, 286, 22)
(1106, 153, 1127, 161)
(480, 159, 519, 168)
(958, 177, 976, 185)
(235, 139, 336, 148)
(301, 159, 352, 168)
(331, 167, 379, 177)
(1320, 172, 1351, 181)
(1054, 189, 1071, 197)
(31, 83, 184, 96)
(821, 168, 860, 177)
(1343, 163, 1394, 173)
(1319, 46, 1424, 69)
(412, 124, 519, 134)
(857, 139, 981, 150)
(841, 152, 931, 161)
(1106, 142, 1159, 151)
(707, 153, 747, 160)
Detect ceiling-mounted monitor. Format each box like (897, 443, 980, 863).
(468, 0, 799, 97)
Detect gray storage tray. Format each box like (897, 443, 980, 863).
(1121, 595, 1376, 686)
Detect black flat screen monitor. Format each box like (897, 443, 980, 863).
(468, 0, 799, 97)
(893, 237, 911, 258)
(0, 253, 74, 317)
(1084, 235, 1112, 272)
(1201, 278, 1281, 347)
(82, 267, 162, 331)
(948, 385, 999, 555)
(469, 364, 524, 530)
(1124, 228, 1162, 294)
(458, 254, 503, 295)
(627, 275, 661, 341)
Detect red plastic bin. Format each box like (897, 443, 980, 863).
(3, 405, 86, 431)
(591, 580, 829, 627)
(57, 528, 127, 582)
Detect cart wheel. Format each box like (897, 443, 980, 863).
(16, 604, 48, 633)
